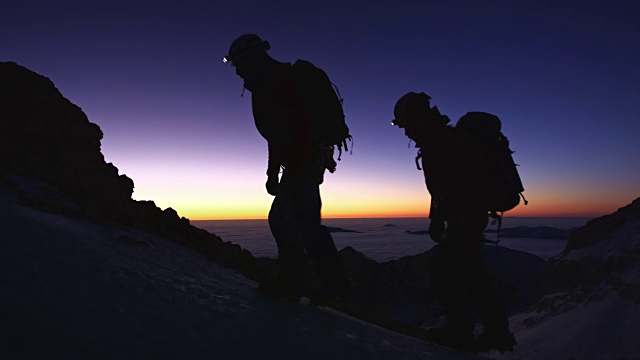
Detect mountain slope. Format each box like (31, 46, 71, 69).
(492, 199, 640, 359)
(0, 181, 480, 360)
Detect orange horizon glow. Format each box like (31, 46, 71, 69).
(185, 206, 611, 221)
(144, 196, 622, 221)
(135, 176, 636, 222)
(152, 193, 630, 221)
(180, 194, 628, 220)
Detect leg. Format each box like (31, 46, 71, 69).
(283, 173, 349, 301)
(467, 255, 515, 352)
(307, 225, 350, 301)
(425, 213, 486, 351)
(264, 173, 306, 299)
(428, 242, 475, 335)
(450, 213, 515, 352)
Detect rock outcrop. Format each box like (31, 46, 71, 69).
(505, 198, 640, 359)
(0, 61, 259, 280)
(1, 62, 133, 217)
(542, 198, 640, 303)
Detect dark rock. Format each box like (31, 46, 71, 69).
(0, 61, 133, 218)
(334, 244, 544, 330)
(0, 61, 261, 282)
(564, 198, 640, 253)
(538, 197, 640, 313)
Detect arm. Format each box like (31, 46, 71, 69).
(421, 146, 450, 242)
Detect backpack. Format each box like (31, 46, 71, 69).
(291, 60, 352, 172)
(454, 111, 528, 216)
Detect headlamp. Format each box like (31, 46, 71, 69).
(223, 39, 270, 65)
(391, 118, 404, 127)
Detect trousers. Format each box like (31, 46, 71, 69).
(268, 169, 348, 294)
(428, 212, 509, 334)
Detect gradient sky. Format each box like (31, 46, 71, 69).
(3, 0, 639, 219)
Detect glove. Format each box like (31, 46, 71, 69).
(265, 176, 279, 196)
(428, 219, 445, 243)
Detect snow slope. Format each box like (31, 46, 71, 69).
(487, 201, 640, 360)
(0, 186, 481, 360)
(500, 294, 640, 360)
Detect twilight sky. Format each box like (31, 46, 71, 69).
(3, 0, 639, 219)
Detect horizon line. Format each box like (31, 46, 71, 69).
(189, 214, 598, 221)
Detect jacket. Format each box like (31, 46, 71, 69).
(245, 60, 319, 177)
(419, 125, 487, 221)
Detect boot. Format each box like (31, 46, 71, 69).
(256, 249, 304, 303)
(255, 277, 302, 303)
(310, 253, 350, 306)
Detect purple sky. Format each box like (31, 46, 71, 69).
(3, 0, 639, 218)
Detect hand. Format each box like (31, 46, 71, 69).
(429, 219, 445, 243)
(265, 176, 279, 196)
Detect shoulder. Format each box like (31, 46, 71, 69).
(291, 59, 326, 79)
